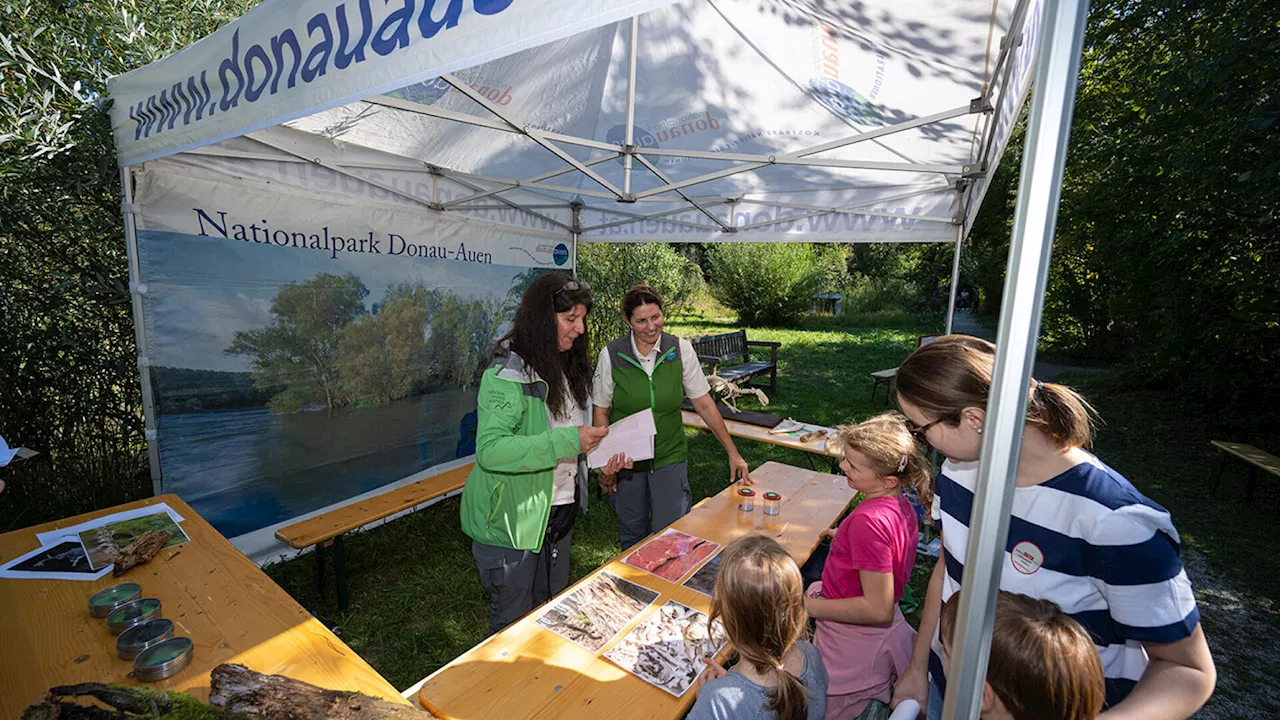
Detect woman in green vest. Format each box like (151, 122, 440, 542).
(592, 285, 753, 550)
(460, 272, 610, 634)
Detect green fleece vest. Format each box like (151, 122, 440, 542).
(608, 333, 686, 471)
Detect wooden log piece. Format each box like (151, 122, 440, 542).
(113, 529, 172, 577)
(210, 663, 433, 719)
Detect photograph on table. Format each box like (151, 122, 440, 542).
(0, 540, 113, 581)
(536, 572, 660, 652)
(604, 600, 728, 696)
(622, 528, 720, 583)
(77, 511, 190, 571)
(681, 551, 723, 596)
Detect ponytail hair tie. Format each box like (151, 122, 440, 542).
(775, 663, 786, 672)
(1034, 380, 1044, 394)
(897, 455, 908, 473)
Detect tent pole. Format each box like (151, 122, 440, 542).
(571, 202, 583, 279)
(942, 0, 1090, 717)
(120, 166, 163, 495)
(623, 17, 638, 197)
(945, 223, 963, 333)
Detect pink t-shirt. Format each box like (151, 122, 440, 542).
(821, 494, 918, 602)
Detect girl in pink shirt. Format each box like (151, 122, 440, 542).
(805, 413, 932, 720)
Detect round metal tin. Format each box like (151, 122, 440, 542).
(88, 583, 141, 618)
(133, 636, 193, 682)
(105, 597, 162, 635)
(117, 618, 174, 660)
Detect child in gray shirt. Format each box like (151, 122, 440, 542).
(687, 535, 829, 720)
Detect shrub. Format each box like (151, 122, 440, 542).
(576, 242, 702, 356)
(706, 243, 833, 326)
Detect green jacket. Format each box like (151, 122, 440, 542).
(460, 348, 587, 553)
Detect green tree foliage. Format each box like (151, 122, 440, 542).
(337, 287, 431, 405)
(966, 0, 1279, 423)
(706, 243, 832, 326)
(0, 1, 255, 527)
(227, 273, 369, 411)
(577, 243, 701, 354)
(426, 293, 500, 389)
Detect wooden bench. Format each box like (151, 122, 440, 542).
(689, 329, 780, 393)
(1210, 441, 1280, 502)
(870, 334, 942, 403)
(275, 463, 471, 609)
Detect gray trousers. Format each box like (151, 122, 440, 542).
(610, 460, 691, 550)
(472, 527, 573, 635)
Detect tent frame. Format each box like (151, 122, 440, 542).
(115, 0, 1089, 715)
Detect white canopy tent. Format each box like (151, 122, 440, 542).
(107, 0, 1089, 715)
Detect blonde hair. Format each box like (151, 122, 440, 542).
(710, 535, 809, 720)
(834, 412, 934, 517)
(940, 592, 1105, 720)
(896, 334, 1097, 449)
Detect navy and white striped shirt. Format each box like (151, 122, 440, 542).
(929, 457, 1199, 709)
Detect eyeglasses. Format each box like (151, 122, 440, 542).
(904, 416, 945, 441)
(555, 280, 591, 297)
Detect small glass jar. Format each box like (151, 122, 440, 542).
(763, 492, 782, 516)
(737, 487, 756, 512)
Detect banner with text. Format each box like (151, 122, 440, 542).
(132, 164, 564, 538)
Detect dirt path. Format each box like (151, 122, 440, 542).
(1184, 547, 1280, 718)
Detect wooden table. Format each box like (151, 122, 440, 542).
(0, 494, 407, 716)
(682, 410, 839, 458)
(416, 461, 853, 720)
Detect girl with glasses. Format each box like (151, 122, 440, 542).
(891, 335, 1214, 720)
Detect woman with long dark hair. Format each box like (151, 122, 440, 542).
(460, 272, 609, 634)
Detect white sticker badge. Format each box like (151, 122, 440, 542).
(1011, 541, 1044, 575)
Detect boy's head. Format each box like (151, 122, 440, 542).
(940, 592, 1104, 720)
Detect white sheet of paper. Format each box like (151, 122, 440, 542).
(0, 540, 113, 581)
(587, 409, 657, 469)
(34, 502, 186, 547)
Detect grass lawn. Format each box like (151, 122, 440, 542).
(263, 313, 943, 689)
(262, 314, 1279, 707)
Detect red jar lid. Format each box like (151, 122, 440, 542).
(737, 488, 756, 497)
(763, 492, 781, 501)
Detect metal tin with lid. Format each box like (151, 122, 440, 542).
(88, 583, 141, 618)
(737, 487, 756, 512)
(117, 618, 174, 660)
(105, 597, 162, 635)
(763, 492, 782, 515)
(133, 636, 193, 682)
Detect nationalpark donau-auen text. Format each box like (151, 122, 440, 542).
(193, 208, 494, 263)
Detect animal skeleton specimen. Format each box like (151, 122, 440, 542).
(706, 373, 769, 413)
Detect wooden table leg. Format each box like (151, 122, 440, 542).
(316, 542, 328, 596)
(1246, 466, 1259, 503)
(1212, 452, 1227, 490)
(334, 535, 349, 611)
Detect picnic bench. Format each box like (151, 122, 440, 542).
(275, 463, 471, 609)
(1210, 441, 1280, 502)
(870, 334, 942, 403)
(689, 329, 780, 393)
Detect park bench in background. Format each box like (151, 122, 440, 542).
(689, 329, 780, 393)
(870, 334, 942, 403)
(275, 464, 470, 609)
(1211, 441, 1280, 502)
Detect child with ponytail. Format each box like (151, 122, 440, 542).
(804, 413, 931, 719)
(689, 535, 828, 720)
(892, 334, 1214, 720)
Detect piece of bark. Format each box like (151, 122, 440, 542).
(209, 663, 434, 719)
(113, 529, 171, 577)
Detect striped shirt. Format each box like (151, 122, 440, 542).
(928, 456, 1199, 709)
